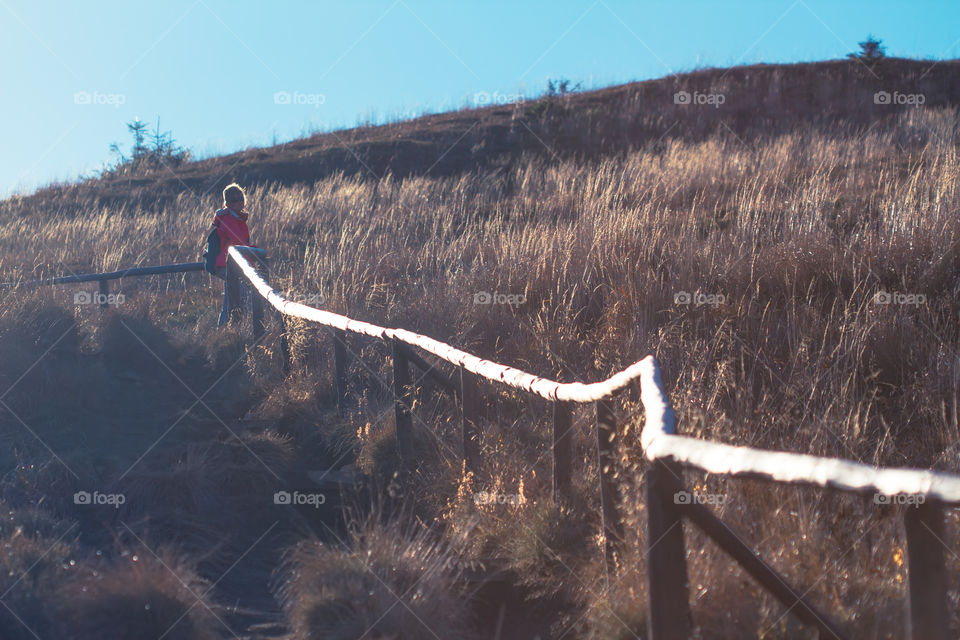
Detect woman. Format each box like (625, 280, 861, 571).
(213, 183, 257, 326)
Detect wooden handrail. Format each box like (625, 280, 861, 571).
(228, 246, 648, 403)
(637, 357, 960, 504)
(231, 245, 960, 504)
(3, 261, 206, 286)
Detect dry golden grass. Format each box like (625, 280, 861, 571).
(0, 503, 224, 640)
(277, 514, 478, 640)
(0, 92, 958, 637)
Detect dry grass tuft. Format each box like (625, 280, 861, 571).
(277, 515, 478, 640)
(56, 549, 225, 640)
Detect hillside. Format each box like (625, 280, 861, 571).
(4, 56, 959, 216)
(0, 57, 959, 638)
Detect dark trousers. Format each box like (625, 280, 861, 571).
(215, 266, 247, 326)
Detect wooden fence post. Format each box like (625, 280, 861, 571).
(645, 459, 692, 640)
(278, 318, 291, 374)
(460, 367, 481, 474)
(553, 401, 573, 504)
(904, 500, 950, 640)
(98, 279, 109, 309)
(596, 397, 625, 572)
(333, 329, 348, 414)
(392, 339, 414, 463)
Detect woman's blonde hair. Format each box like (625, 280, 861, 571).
(222, 183, 245, 205)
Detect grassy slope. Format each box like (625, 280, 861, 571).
(6, 57, 959, 214)
(0, 57, 959, 638)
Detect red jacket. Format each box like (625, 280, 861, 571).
(213, 208, 256, 268)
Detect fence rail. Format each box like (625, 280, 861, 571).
(228, 247, 647, 403)
(12, 261, 207, 286)
(638, 358, 960, 504)
(2, 261, 209, 309)
(10, 245, 959, 639)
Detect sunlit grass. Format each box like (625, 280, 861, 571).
(1, 98, 958, 637)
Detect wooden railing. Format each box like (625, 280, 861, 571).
(1, 247, 289, 367)
(226, 246, 637, 567)
(3, 247, 267, 315)
(228, 246, 960, 640)
(639, 357, 960, 639)
(9, 245, 959, 638)
(4, 261, 207, 307)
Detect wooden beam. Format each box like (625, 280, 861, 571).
(225, 256, 242, 326)
(552, 401, 573, 504)
(645, 459, 691, 640)
(668, 477, 847, 639)
(277, 317, 291, 374)
(904, 500, 951, 640)
(17, 261, 206, 286)
(639, 356, 960, 506)
(98, 279, 109, 309)
(406, 348, 458, 396)
(646, 434, 960, 507)
(332, 329, 348, 414)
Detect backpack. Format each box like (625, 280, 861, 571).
(202, 215, 222, 274)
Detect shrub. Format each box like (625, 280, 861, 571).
(277, 516, 478, 640)
(56, 549, 225, 640)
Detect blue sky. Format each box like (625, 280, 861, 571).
(2, 0, 958, 198)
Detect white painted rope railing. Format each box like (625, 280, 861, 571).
(229, 246, 647, 403)
(637, 356, 960, 504)
(232, 246, 960, 503)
